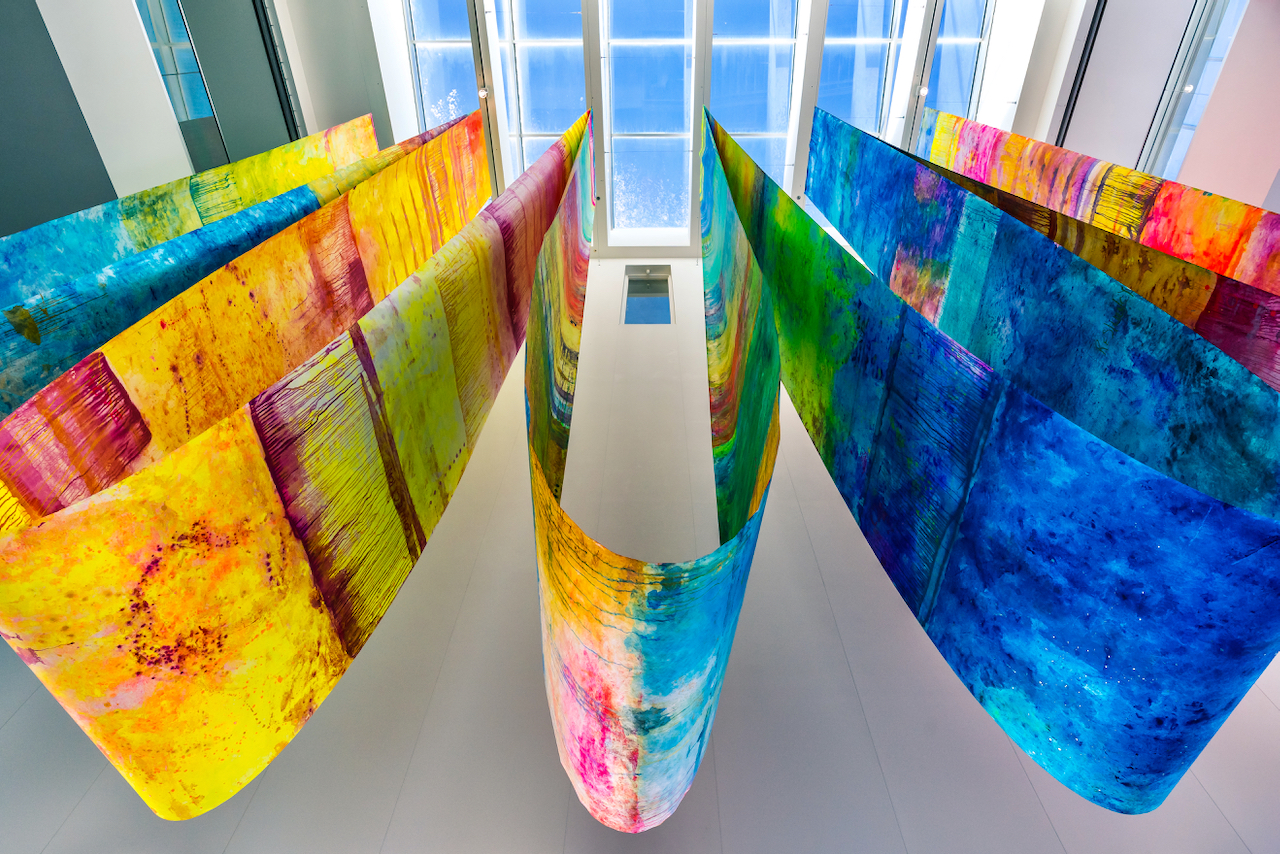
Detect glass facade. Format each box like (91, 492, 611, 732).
(605, 0, 694, 231)
(494, 0, 587, 175)
(135, 0, 215, 122)
(923, 0, 987, 119)
(407, 0, 481, 127)
(710, 0, 796, 185)
(816, 0, 904, 136)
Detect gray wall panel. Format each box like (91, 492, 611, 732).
(0, 0, 116, 238)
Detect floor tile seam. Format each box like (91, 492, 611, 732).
(776, 441, 911, 854)
(219, 777, 264, 854)
(1003, 734, 1069, 854)
(0, 683, 39, 734)
(708, 734, 727, 854)
(40, 761, 107, 854)
(1255, 682, 1280, 715)
(1188, 768, 1255, 854)
(377, 419, 524, 854)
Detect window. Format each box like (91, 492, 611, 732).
(710, 0, 796, 185)
(407, 0, 481, 128)
(816, 0, 905, 136)
(602, 0, 695, 238)
(135, 0, 215, 122)
(493, 0, 587, 176)
(923, 0, 989, 118)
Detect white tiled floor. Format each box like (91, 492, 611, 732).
(3, 257, 1280, 852)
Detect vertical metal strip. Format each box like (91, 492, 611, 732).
(466, 0, 505, 196)
(1055, 0, 1106, 147)
(582, 0, 608, 253)
(785, 0, 830, 200)
(901, 0, 944, 151)
(691, 0, 715, 247)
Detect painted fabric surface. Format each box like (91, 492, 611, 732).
(0, 121, 458, 419)
(917, 108, 1280, 295)
(0, 115, 378, 307)
(0, 114, 579, 821)
(698, 109, 1280, 813)
(808, 109, 1280, 523)
(915, 155, 1280, 394)
(0, 113, 488, 536)
(528, 114, 778, 833)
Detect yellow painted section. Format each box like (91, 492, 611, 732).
(0, 407, 350, 820)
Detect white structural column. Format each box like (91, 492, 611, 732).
(36, 0, 192, 196)
(365, 0, 419, 143)
(783, 0, 829, 201)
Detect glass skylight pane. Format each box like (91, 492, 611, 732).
(924, 40, 980, 116)
(416, 44, 480, 123)
(495, 0, 511, 40)
(160, 0, 187, 40)
(938, 0, 985, 38)
(509, 136, 526, 173)
(825, 0, 893, 38)
(179, 72, 214, 119)
(524, 136, 558, 167)
(410, 0, 473, 41)
(710, 44, 793, 134)
(713, 0, 795, 37)
(817, 43, 888, 133)
(734, 136, 786, 187)
(519, 45, 587, 133)
(519, 0, 584, 39)
(173, 44, 199, 74)
(612, 137, 690, 229)
(610, 45, 691, 134)
(610, 0, 691, 39)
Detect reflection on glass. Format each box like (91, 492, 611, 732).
(817, 0, 902, 136)
(923, 0, 986, 118)
(711, 45, 793, 134)
(135, 0, 215, 122)
(611, 0, 692, 39)
(612, 138, 690, 229)
(714, 0, 795, 38)
(416, 44, 480, 123)
(1147, 0, 1249, 179)
(817, 44, 888, 133)
(519, 45, 587, 133)
(611, 46, 691, 135)
(519, 0, 584, 39)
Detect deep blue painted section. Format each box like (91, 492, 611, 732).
(705, 109, 1280, 813)
(932, 387, 1280, 812)
(0, 187, 319, 416)
(805, 108, 1280, 521)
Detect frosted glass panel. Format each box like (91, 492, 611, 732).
(519, 45, 588, 133)
(713, 0, 795, 37)
(519, 0, 584, 39)
(409, 0, 472, 41)
(711, 44, 793, 134)
(612, 138, 690, 229)
(416, 44, 480, 123)
(817, 43, 888, 133)
(825, 0, 894, 38)
(611, 0, 692, 38)
(611, 45, 691, 134)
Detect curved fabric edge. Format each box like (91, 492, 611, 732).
(711, 110, 1280, 814)
(0, 115, 581, 820)
(526, 114, 780, 832)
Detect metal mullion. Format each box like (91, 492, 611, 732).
(964, 0, 998, 120)
(504, 0, 525, 174)
(691, 0, 714, 249)
(402, 0, 427, 134)
(467, 0, 506, 195)
(785, 0, 829, 200)
(876, 0, 905, 137)
(582, 0, 608, 250)
(900, 0, 944, 150)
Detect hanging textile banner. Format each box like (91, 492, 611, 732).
(0, 113, 488, 536)
(527, 114, 779, 833)
(910, 155, 1280, 394)
(0, 118, 462, 417)
(0, 115, 379, 307)
(711, 107, 1280, 814)
(916, 108, 1280, 296)
(0, 113, 579, 820)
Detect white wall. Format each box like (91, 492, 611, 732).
(1176, 0, 1280, 205)
(36, 0, 192, 196)
(1060, 0, 1196, 166)
(367, 0, 421, 143)
(974, 0, 1047, 132)
(274, 0, 396, 148)
(1011, 0, 1087, 140)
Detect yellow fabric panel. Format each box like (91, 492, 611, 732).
(0, 406, 350, 820)
(0, 481, 32, 534)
